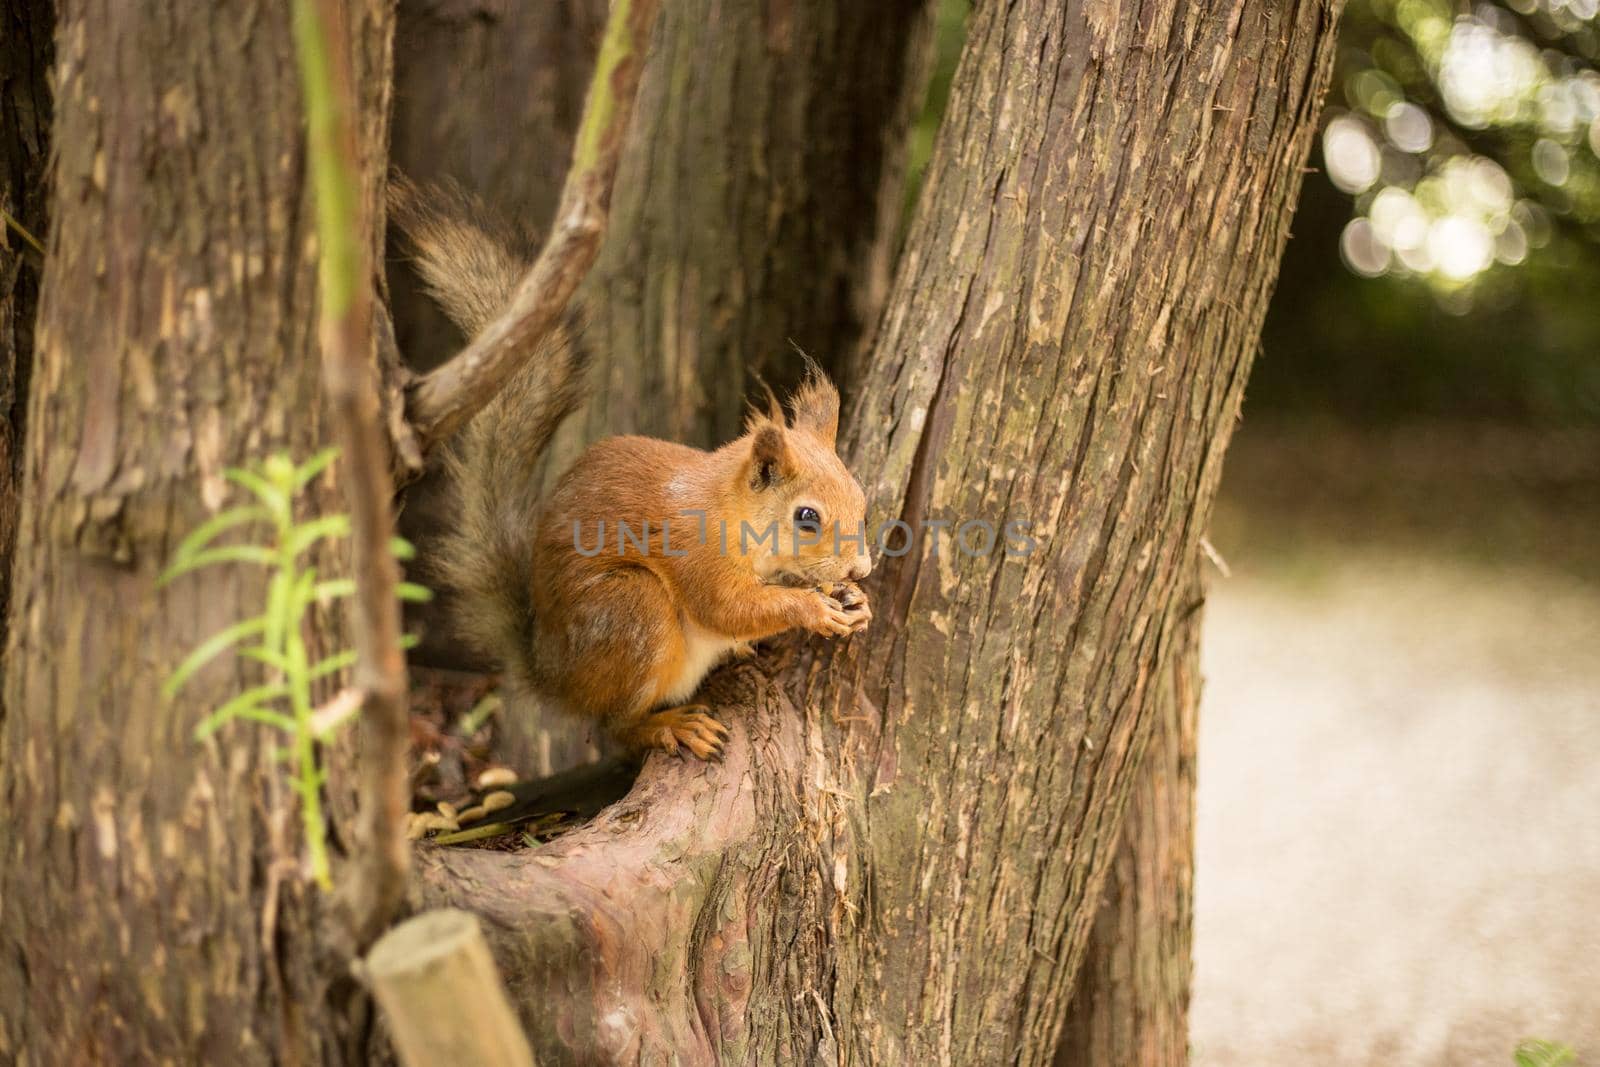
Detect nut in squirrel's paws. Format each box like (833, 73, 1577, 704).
(812, 585, 876, 633)
(630, 704, 730, 761)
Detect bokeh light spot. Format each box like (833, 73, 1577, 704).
(1532, 138, 1571, 186)
(1384, 101, 1434, 153)
(1341, 218, 1393, 277)
(1325, 116, 1383, 193)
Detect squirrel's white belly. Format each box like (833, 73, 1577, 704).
(662, 619, 742, 704)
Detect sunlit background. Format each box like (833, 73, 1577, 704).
(1206, 1, 1600, 1062)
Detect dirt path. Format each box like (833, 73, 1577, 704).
(1190, 551, 1600, 1065)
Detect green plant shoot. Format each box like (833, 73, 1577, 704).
(1514, 1039, 1578, 1067)
(160, 448, 429, 890)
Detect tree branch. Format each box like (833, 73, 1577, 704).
(402, 0, 661, 451)
(293, 0, 409, 945)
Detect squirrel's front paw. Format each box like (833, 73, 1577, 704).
(802, 586, 867, 638)
(825, 581, 872, 634)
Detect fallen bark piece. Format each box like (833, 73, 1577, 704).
(476, 767, 518, 791)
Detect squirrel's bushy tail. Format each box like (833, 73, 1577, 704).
(389, 175, 587, 686)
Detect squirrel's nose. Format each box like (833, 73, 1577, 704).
(847, 555, 872, 581)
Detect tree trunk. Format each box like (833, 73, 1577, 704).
(566, 0, 938, 450)
(0, 0, 52, 651)
(0, 2, 393, 1062)
(416, 0, 1338, 1064)
(1056, 571, 1202, 1066)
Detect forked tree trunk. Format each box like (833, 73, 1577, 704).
(390, 6, 1213, 1059)
(0, 0, 52, 650)
(389, 0, 941, 771)
(0, 2, 393, 1062)
(392, 0, 936, 430)
(418, 0, 1338, 1063)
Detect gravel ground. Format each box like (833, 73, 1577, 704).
(1190, 550, 1600, 1065)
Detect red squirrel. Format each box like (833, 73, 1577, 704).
(394, 180, 872, 759)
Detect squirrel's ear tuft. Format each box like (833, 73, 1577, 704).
(786, 364, 839, 448)
(748, 423, 794, 490)
(743, 375, 785, 433)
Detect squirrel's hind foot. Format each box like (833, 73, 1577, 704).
(621, 704, 729, 761)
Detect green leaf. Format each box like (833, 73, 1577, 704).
(240, 645, 294, 674)
(312, 578, 356, 602)
(458, 692, 503, 736)
(1515, 1039, 1577, 1067)
(293, 760, 328, 792)
(164, 617, 269, 698)
(263, 453, 297, 489)
(308, 634, 416, 682)
(194, 683, 293, 740)
(224, 465, 288, 518)
(288, 514, 351, 555)
(433, 822, 515, 846)
(159, 543, 277, 584)
(293, 446, 340, 489)
(315, 578, 431, 603)
(290, 566, 319, 613)
(389, 536, 416, 561)
(161, 506, 270, 583)
(308, 649, 358, 680)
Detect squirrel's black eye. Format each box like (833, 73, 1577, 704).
(794, 506, 821, 529)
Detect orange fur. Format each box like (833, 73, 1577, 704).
(523, 400, 873, 754)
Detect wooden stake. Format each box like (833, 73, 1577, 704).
(366, 908, 537, 1067)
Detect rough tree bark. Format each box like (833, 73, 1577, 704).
(0, 0, 52, 651)
(389, 9, 1216, 1059)
(416, 0, 1338, 1064)
(0, 1, 394, 1062)
(566, 0, 937, 448)
(1057, 570, 1202, 1066)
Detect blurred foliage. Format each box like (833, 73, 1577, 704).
(1255, 0, 1600, 424)
(1254, 174, 1600, 422)
(907, 0, 1600, 423)
(1326, 0, 1600, 287)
